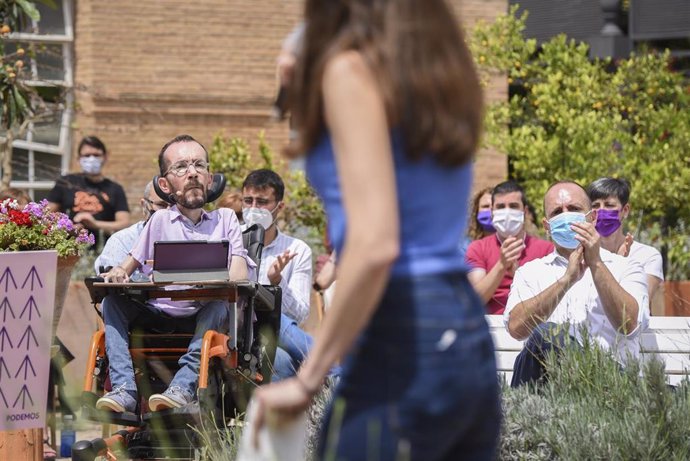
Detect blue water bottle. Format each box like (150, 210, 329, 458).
(59, 414, 76, 458)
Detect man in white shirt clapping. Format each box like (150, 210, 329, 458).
(504, 180, 649, 387)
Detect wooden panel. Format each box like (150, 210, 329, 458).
(667, 375, 687, 386)
(497, 371, 513, 386)
(640, 333, 690, 353)
(648, 316, 690, 330)
(495, 351, 520, 371)
(485, 315, 504, 328)
(643, 352, 690, 374)
(488, 315, 690, 331)
(490, 331, 524, 350)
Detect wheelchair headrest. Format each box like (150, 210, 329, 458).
(242, 224, 265, 274)
(152, 173, 227, 205)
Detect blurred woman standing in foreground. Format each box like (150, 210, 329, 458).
(254, 1, 501, 459)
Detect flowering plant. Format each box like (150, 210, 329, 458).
(0, 198, 95, 257)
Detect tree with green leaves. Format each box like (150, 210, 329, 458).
(208, 132, 326, 252)
(0, 0, 57, 188)
(470, 6, 690, 279)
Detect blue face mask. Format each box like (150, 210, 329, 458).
(548, 211, 587, 249)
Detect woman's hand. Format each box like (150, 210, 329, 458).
(252, 377, 315, 447)
(617, 232, 634, 257)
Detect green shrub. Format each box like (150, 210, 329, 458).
(208, 132, 326, 254)
(501, 338, 690, 460)
(470, 6, 690, 279)
(194, 381, 335, 461)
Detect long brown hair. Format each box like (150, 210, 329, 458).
(467, 186, 493, 241)
(287, 0, 483, 167)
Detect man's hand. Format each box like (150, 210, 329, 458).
(267, 250, 297, 285)
(617, 232, 634, 257)
(499, 236, 525, 275)
(562, 246, 586, 287)
(73, 211, 97, 230)
(571, 221, 602, 268)
(101, 266, 129, 283)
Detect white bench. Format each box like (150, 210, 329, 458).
(487, 315, 690, 386)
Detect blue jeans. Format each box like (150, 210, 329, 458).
(511, 322, 573, 387)
(273, 313, 342, 381)
(102, 294, 228, 398)
(273, 313, 313, 380)
(317, 273, 500, 461)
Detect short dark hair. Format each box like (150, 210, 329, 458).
(491, 180, 526, 206)
(242, 169, 285, 202)
(158, 134, 208, 175)
(78, 136, 107, 156)
(586, 177, 631, 206)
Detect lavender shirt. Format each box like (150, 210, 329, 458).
(129, 205, 254, 317)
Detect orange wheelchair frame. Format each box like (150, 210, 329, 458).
(72, 275, 281, 460)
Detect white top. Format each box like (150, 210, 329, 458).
(259, 229, 313, 324)
(504, 248, 650, 363)
(628, 241, 664, 281)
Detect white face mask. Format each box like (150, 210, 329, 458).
(491, 208, 525, 238)
(242, 206, 275, 230)
(80, 156, 103, 175)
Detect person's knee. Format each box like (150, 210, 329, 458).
(525, 322, 569, 355)
(192, 302, 229, 337)
(272, 347, 297, 381)
(102, 295, 134, 323)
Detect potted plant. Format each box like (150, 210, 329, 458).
(0, 197, 94, 333)
(0, 197, 93, 461)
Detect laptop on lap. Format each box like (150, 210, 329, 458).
(152, 240, 230, 283)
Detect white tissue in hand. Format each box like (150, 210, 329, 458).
(237, 398, 308, 461)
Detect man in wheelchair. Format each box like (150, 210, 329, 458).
(95, 134, 253, 414)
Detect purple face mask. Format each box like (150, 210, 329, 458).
(477, 210, 495, 232)
(595, 209, 622, 236)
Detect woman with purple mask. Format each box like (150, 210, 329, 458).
(586, 177, 664, 299)
(468, 187, 495, 241)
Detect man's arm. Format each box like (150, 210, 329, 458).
(229, 255, 248, 281)
(589, 260, 640, 335)
(102, 255, 140, 282)
(275, 246, 312, 324)
(95, 235, 128, 273)
(572, 221, 639, 335)
(507, 247, 585, 340)
(73, 210, 131, 234)
(468, 237, 524, 303)
(647, 275, 662, 301)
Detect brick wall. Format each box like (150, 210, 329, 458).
(456, 1, 510, 192)
(73, 0, 507, 219)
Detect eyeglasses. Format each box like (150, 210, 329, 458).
(165, 160, 209, 177)
(242, 196, 275, 208)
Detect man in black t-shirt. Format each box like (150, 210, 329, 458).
(48, 136, 130, 247)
